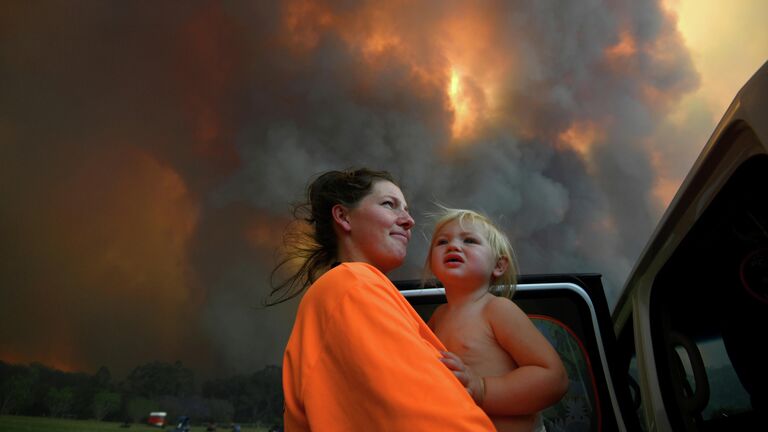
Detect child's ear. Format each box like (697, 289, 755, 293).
(493, 256, 509, 278)
(332, 204, 352, 232)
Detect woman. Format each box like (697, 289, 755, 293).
(270, 168, 495, 431)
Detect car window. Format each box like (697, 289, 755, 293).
(649, 150, 767, 430)
(676, 337, 752, 421)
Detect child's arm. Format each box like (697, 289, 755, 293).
(479, 297, 568, 415)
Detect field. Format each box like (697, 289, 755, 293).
(0, 416, 269, 432)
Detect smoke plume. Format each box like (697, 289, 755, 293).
(1, 0, 700, 376)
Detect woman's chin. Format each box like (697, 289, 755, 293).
(377, 254, 406, 274)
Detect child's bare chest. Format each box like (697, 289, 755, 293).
(434, 310, 517, 373)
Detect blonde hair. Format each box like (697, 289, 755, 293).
(424, 207, 519, 298)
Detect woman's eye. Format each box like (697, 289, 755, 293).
(382, 200, 394, 208)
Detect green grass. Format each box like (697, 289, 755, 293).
(0, 416, 268, 432)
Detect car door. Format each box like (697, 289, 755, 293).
(612, 61, 767, 432)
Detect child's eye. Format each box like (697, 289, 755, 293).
(435, 239, 448, 246)
(464, 237, 479, 244)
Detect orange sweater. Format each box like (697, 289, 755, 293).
(283, 262, 495, 431)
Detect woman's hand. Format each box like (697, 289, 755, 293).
(439, 351, 485, 406)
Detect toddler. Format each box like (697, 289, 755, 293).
(425, 208, 568, 432)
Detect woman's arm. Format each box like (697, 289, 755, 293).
(295, 264, 495, 431)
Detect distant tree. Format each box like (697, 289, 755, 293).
(0, 367, 39, 414)
(126, 397, 157, 423)
(92, 391, 121, 420)
(181, 395, 210, 421)
(207, 398, 234, 423)
(251, 366, 282, 426)
(24, 362, 94, 418)
(45, 387, 75, 417)
(202, 365, 282, 425)
(93, 366, 112, 388)
(125, 361, 194, 398)
(1, 362, 120, 419)
(157, 394, 184, 421)
(202, 374, 249, 421)
(68, 366, 114, 420)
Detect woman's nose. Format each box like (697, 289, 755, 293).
(398, 211, 415, 230)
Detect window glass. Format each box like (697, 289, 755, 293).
(688, 337, 751, 421)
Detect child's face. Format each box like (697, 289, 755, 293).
(430, 219, 500, 288)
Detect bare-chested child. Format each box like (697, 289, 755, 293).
(425, 208, 568, 432)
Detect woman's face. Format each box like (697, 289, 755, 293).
(345, 180, 415, 273)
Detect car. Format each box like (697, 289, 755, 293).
(612, 58, 768, 431)
(398, 60, 767, 432)
(147, 411, 167, 428)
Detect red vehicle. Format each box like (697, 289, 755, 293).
(147, 411, 167, 427)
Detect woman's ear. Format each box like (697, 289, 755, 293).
(493, 256, 509, 278)
(332, 204, 352, 232)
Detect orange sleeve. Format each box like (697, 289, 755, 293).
(283, 263, 495, 432)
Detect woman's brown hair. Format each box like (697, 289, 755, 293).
(266, 168, 397, 305)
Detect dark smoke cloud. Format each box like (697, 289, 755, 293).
(1, 0, 699, 377)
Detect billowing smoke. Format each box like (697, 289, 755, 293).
(0, 0, 699, 377)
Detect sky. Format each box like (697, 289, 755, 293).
(1, 0, 766, 380)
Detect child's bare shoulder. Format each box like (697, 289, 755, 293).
(484, 295, 528, 321)
(428, 303, 447, 327)
(432, 303, 447, 317)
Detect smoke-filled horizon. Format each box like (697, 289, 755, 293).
(0, 1, 759, 379)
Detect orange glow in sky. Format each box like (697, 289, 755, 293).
(605, 31, 637, 61)
(439, 6, 510, 142)
(558, 121, 602, 159)
(279, 0, 509, 143)
(650, 0, 768, 208)
(448, 67, 482, 140)
(670, 0, 768, 119)
(558, 121, 605, 174)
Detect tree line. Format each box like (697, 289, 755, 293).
(0, 360, 282, 428)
